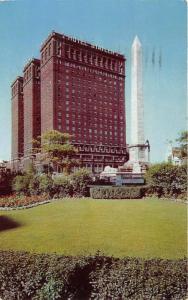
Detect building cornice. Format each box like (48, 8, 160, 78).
(40, 31, 126, 61)
(23, 58, 40, 72)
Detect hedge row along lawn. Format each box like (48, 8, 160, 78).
(0, 251, 186, 300)
(0, 198, 186, 259)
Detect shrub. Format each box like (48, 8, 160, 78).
(0, 251, 186, 300)
(90, 257, 187, 299)
(0, 194, 48, 208)
(28, 175, 41, 196)
(12, 173, 53, 198)
(90, 186, 146, 199)
(71, 169, 91, 197)
(0, 170, 14, 195)
(38, 174, 53, 197)
(145, 163, 187, 199)
(53, 175, 73, 197)
(12, 174, 31, 195)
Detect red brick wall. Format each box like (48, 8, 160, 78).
(11, 77, 24, 160)
(40, 32, 126, 147)
(23, 59, 41, 156)
(41, 56, 54, 134)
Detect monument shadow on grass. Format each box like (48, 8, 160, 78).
(0, 215, 22, 232)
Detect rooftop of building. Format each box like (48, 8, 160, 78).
(11, 76, 23, 87)
(40, 31, 125, 60)
(23, 58, 40, 72)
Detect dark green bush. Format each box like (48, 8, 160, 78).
(90, 186, 146, 199)
(90, 257, 187, 299)
(145, 163, 187, 199)
(11, 168, 91, 198)
(53, 175, 73, 197)
(70, 168, 91, 197)
(12, 174, 31, 195)
(0, 251, 186, 300)
(29, 175, 41, 196)
(0, 169, 14, 195)
(38, 174, 54, 197)
(12, 174, 53, 197)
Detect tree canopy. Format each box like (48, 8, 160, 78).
(176, 130, 188, 158)
(33, 130, 79, 174)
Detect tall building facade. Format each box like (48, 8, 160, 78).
(23, 58, 41, 157)
(11, 77, 24, 164)
(11, 31, 128, 173)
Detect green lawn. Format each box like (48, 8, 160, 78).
(0, 198, 186, 259)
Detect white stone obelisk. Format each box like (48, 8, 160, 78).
(129, 36, 146, 163)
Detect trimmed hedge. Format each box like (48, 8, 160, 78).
(0, 251, 186, 299)
(90, 186, 147, 199)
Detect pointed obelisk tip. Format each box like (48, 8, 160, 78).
(132, 35, 141, 47)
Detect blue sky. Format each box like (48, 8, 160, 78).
(0, 0, 186, 162)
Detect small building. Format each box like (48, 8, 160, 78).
(166, 145, 186, 166)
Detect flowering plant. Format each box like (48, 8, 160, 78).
(0, 194, 49, 208)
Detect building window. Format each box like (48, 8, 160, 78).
(49, 43, 51, 56)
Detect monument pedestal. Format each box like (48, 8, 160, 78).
(116, 171, 145, 186)
(116, 160, 146, 186)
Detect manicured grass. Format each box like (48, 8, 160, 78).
(0, 197, 186, 259)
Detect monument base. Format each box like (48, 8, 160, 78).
(116, 172, 145, 186)
(115, 160, 148, 186)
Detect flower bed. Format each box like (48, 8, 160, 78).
(0, 194, 49, 209)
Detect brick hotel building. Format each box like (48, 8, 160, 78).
(11, 31, 128, 173)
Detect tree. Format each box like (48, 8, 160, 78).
(144, 162, 187, 198)
(33, 130, 79, 174)
(176, 130, 188, 159)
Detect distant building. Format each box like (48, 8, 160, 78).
(11, 31, 128, 173)
(166, 144, 186, 166)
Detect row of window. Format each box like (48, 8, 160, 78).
(41, 38, 124, 74)
(12, 81, 23, 97)
(64, 128, 124, 137)
(57, 126, 124, 143)
(64, 44, 124, 73)
(62, 81, 120, 92)
(62, 62, 124, 79)
(63, 72, 123, 86)
(59, 86, 122, 95)
(41, 43, 52, 64)
(58, 111, 122, 119)
(23, 65, 40, 83)
(57, 114, 124, 126)
(57, 100, 123, 111)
